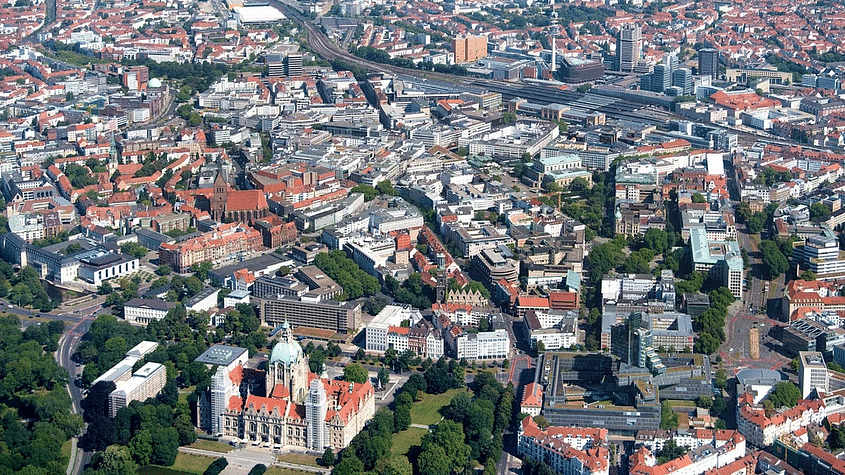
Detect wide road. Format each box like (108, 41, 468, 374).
(55, 305, 100, 475)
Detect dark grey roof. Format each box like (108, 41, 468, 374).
(125, 298, 176, 312)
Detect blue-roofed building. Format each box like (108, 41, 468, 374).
(689, 227, 744, 299)
(565, 271, 581, 293)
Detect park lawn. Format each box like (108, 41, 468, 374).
(167, 452, 218, 474)
(277, 453, 321, 467)
(187, 439, 233, 453)
(61, 439, 72, 462)
(410, 388, 466, 426)
(178, 386, 196, 407)
(390, 427, 428, 457)
(266, 468, 313, 475)
(137, 467, 193, 475)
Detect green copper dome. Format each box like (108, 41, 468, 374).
(270, 321, 303, 366)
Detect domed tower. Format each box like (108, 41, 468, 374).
(266, 321, 309, 402)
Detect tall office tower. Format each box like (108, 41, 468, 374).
(699, 48, 720, 80)
(665, 53, 678, 76)
(452, 35, 488, 64)
(267, 53, 285, 77)
(672, 68, 693, 95)
(285, 53, 303, 77)
(617, 23, 642, 73)
(652, 64, 670, 93)
(799, 351, 829, 399)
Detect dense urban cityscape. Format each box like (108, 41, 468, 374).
(5, 0, 845, 474)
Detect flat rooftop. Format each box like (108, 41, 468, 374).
(195, 344, 248, 367)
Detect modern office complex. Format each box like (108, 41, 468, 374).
(799, 351, 829, 399)
(699, 48, 720, 80)
(793, 234, 845, 280)
(253, 294, 362, 334)
(689, 228, 744, 299)
(108, 362, 167, 416)
(617, 23, 642, 72)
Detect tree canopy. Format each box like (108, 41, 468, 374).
(0, 316, 81, 474)
(314, 250, 380, 300)
(769, 382, 801, 408)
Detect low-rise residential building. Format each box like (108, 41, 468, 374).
(524, 310, 579, 350)
(365, 305, 423, 353)
(124, 298, 177, 325)
(518, 417, 609, 475)
(736, 394, 826, 447)
(521, 382, 544, 416)
(158, 223, 263, 273)
(629, 430, 746, 475)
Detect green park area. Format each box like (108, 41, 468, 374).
(409, 388, 467, 425)
(187, 439, 234, 453)
(140, 452, 216, 475)
(391, 427, 429, 458)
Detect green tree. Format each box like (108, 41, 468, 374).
(150, 427, 179, 466)
(332, 453, 364, 475)
(760, 240, 789, 279)
(322, 447, 335, 466)
(423, 420, 470, 472)
(377, 366, 390, 388)
(344, 364, 369, 384)
(657, 439, 687, 464)
(801, 269, 816, 281)
(691, 193, 706, 203)
(376, 456, 413, 475)
(810, 202, 832, 220)
(91, 445, 138, 475)
(695, 395, 713, 409)
(769, 382, 801, 408)
(660, 401, 679, 429)
(418, 443, 451, 475)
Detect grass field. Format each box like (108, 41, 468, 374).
(137, 467, 193, 475)
(410, 388, 465, 426)
(188, 439, 233, 453)
(61, 439, 72, 462)
(178, 386, 196, 407)
(277, 453, 321, 467)
(390, 427, 428, 458)
(166, 452, 218, 474)
(266, 467, 315, 475)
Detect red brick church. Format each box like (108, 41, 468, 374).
(211, 172, 270, 224)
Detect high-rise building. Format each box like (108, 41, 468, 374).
(699, 48, 720, 80)
(652, 64, 670, 93)
(799, 351, 829, 399)
(672, 68, 693, 95)
(452, 35, 488, 64)
(285, 53, 303, 77)
(267, 53, 284, 77)
(616, 23, 641, 72)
